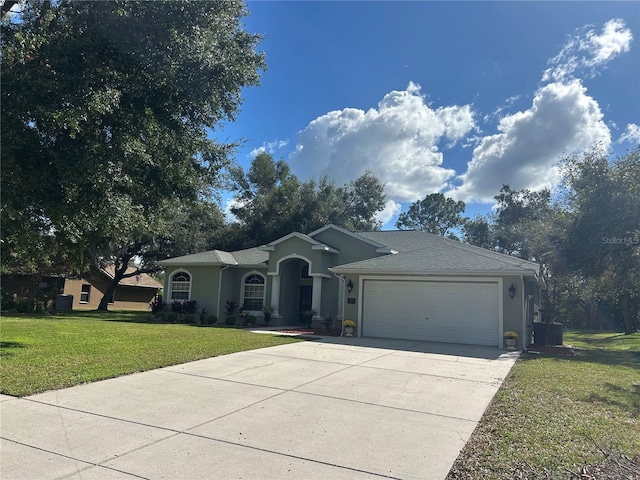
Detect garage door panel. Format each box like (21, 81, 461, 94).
(363, 280, 499, 346)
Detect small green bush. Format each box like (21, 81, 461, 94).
(205, 314, 218, 326)
(183, 314, 195, 324)
(225, 315, 237, 326)
(167, 312, 178, 323)
(1, 291, 16, 311)
(245, 315, 257, 326)
(15, 298, 34, 314)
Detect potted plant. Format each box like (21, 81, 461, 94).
(503, 331, 518, 350)
(343, 319, 356, 337)
(262, 305, 273, 326)
(302, 309, 316, 328)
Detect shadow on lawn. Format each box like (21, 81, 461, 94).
(587, 382, 640, 417)
(0, 341, 25, 356)
(524, 347, 639, 370)
(521, 347, 640, 416)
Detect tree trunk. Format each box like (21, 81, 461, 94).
(97, 280, 117, 311)
(621, 291, 634, 334)
(96, 263, 128, 311)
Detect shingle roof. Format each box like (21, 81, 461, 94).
(333, 230, 540, 276)
(229, 247, 269, 266)
(157, 247, 268, 268)
(102, 266, 162, 289)
(158, 249, 238, 266)
(358, 230, 438, 252)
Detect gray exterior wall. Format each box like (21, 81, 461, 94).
(313, 229, 383, 265)
(163, 265, 221, 318)
(267, 237, 326, 275)
(220, 266, 269, 321)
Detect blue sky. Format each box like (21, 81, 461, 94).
(216, 1, 640, 228)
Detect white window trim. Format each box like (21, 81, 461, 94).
(80, 284, 91, 304)
(240, 271, 266, 315)
(169, 269, 192, 302)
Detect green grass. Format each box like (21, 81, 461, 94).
(448, 329, 640, 479)
(0, 311, 301, 397)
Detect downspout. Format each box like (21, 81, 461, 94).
(217, 265, 230, 321)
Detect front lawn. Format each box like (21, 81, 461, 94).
(448, 330, 640, 479)
(0, 311, 301, 397)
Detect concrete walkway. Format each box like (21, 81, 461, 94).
(1, 337, 519, 480)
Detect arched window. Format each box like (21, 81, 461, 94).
(242, 273, 265, 311)
(171, 271, 191, 300)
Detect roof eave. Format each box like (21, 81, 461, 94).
(311, 244, 340, 253)
(329, 267, 542, 277)
(156, 261, 231, 267)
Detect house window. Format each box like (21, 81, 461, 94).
(80, 284, 91, 303)
(171, 272, 191, 300)
(242, 274, 265, 311)
(300, 264, 310, 278)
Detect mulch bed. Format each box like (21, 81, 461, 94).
(275, 328, 342, 337)
(524, 344, 577, 356)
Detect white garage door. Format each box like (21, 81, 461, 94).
(362, 280, 500, 346)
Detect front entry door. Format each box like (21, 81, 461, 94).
(298, 285, 312, 324)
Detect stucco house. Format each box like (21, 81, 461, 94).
(159, 224, 544, 349)
(63, 266, 162, 311)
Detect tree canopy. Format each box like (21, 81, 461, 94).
(1, 0, 264, 309)
(223, 153, 387, 249)
(395, 193, 465, 236)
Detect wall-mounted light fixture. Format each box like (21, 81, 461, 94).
(508, 283, 516, 299)
(346, 279, 354, 294)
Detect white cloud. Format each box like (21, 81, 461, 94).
(450, 18, 630, 203)
(451, 81, 611, 203)
(289, 82, 475, 202)
(249, 138, 289, 158)
(375, 200, 402, 227)
(619, 123, 640, 144)
(543, 19, 632, 83)
(223, 197, 244, 224)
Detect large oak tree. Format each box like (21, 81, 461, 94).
(1, 0, 265, 309)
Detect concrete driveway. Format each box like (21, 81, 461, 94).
(1, 336, 518, 480)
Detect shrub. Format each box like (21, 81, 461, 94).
(245, 315, 257, 326)
(225, 300, 238, 316)
(15, 298, 34, 314)
(149, 295, 165, 314)
(170, 301, 183, 314)
(225, 315, 237, 326)
(205, 314, 218, 326)
(183, 299, 199, 314)
(1, 291, 16, 311)
(262, 305, 272, 325)
(183, 314, 195, 324)
(167, 312, 178, 323)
